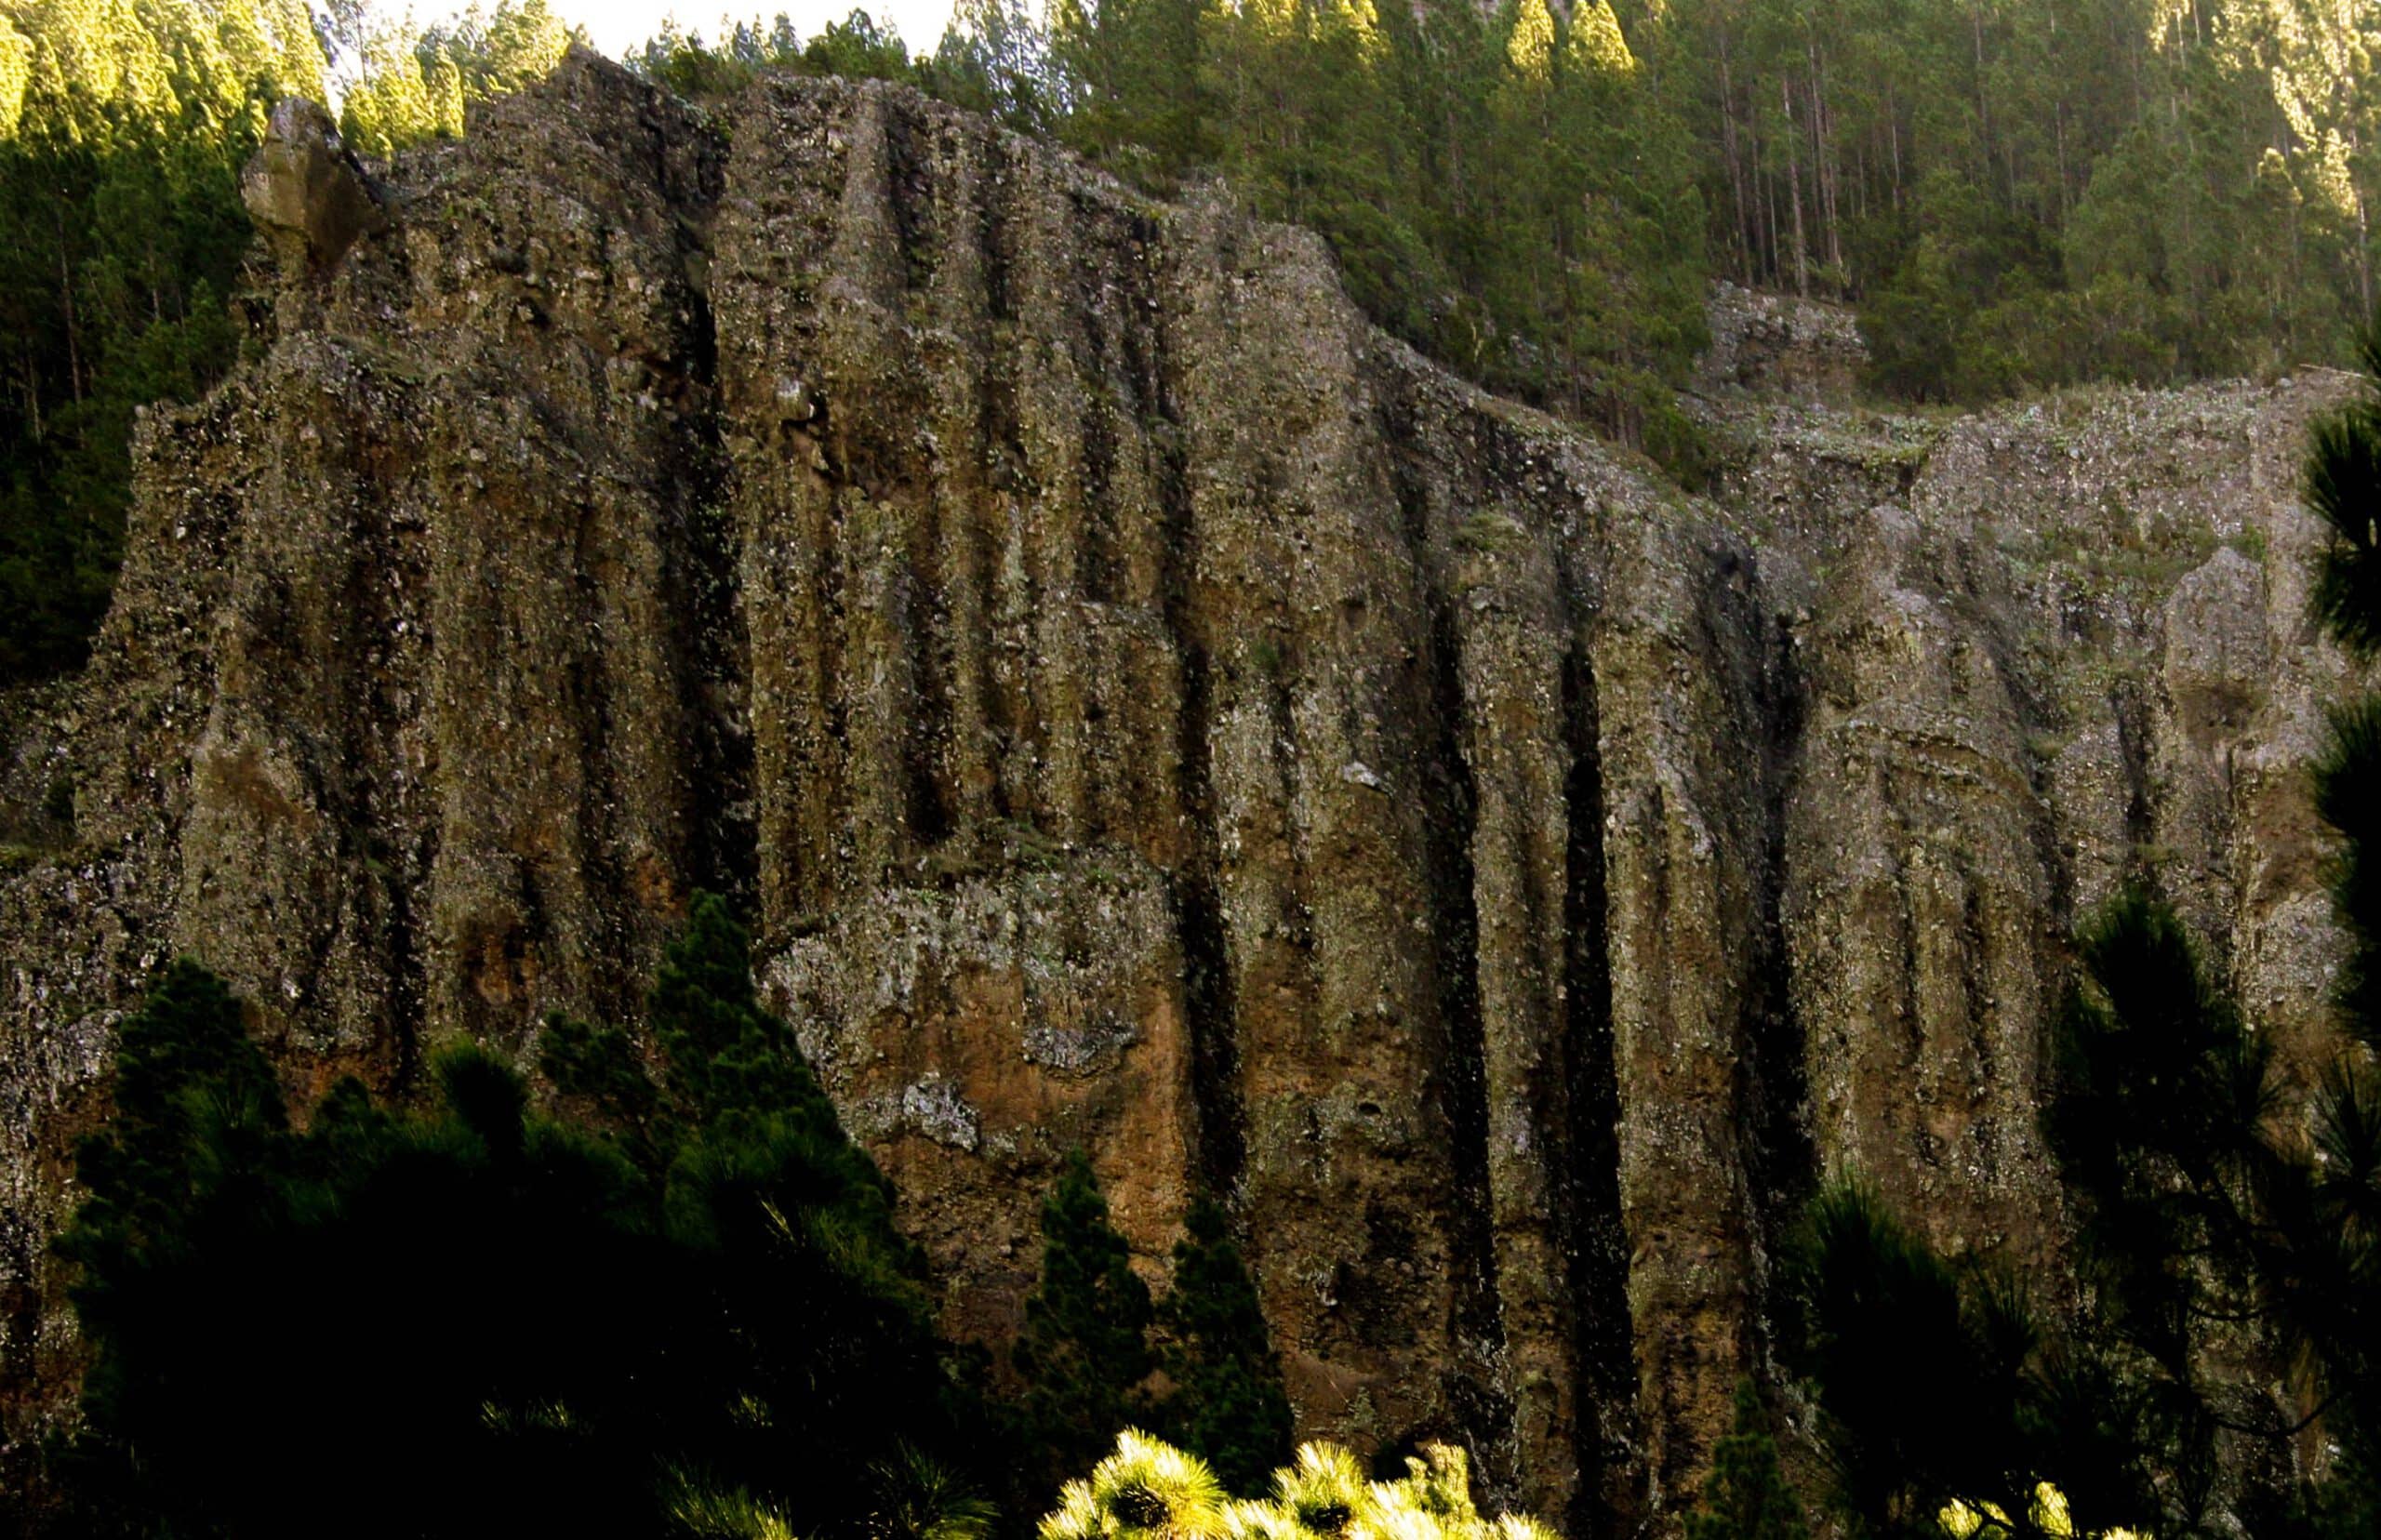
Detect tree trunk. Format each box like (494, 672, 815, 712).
(1719, 31, 1751, 284)
(56, 207, 82, 405)
(1810, 40, 1842, 282)
(1782, 74, 1809, 297)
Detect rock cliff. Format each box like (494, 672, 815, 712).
(0, 50, 2362, 1533)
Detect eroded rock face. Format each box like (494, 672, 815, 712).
(0, 51, 2362, 1533)
(1696, 283, 1866, 405)
(239, 99, 389, 281)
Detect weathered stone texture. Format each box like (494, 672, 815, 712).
(0, 52, 2363, 1535)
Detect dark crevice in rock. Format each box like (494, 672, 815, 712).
(898, 552, 957, 858)
(1419, 568, 1510, 1474)
(1177, 864, 1241, 1200)
(2114, 675, 2160, 892)
(670, 117, 750, 904)
(566, 543, 633, 1015)
(877, 90, 936, 295)
(1148, 274, 1244, 1201)
(347, 476, 427, 1091)
(1072, 314, 1124, 615)
(1730, 580, 1817, 1367)
(682, 433, 754, 909)
(1558, 633, 1640, 1540)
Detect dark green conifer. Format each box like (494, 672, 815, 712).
(55, 897, 991, 1540)
(1789, 1183, 2039, 1538)
(66, 958, 286, 1235)
(2311, 330, 2381, 1072)
(57, 958, 289, 1432)
(1158, 1198, 1293, 1496)
(2291, 321, 2381, 1497)
(1017, 1149, 1156, 1480)
(1683, 1380, 1807, 1540)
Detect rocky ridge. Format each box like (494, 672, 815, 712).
(0, 51, 2363, 1533)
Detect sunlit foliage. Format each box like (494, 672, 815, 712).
(1038, 1430, 1559, 1540)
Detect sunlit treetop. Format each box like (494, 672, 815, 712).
(1563, 0, 1634, 75)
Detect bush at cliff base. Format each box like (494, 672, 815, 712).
(47, 896, 993, 1540)
(1941, 1483, 2149, 1540)
(1039, 1430, 1557, 1540)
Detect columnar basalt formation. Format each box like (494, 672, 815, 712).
(0, 52, 2361, 1533)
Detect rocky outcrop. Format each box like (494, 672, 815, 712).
(0, 51, 2362, 1533)
(239, 99, 389, 281)
(1695, 283, 1866, 405)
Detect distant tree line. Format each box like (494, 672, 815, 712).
(7, 0, 2378, 687)
(1643, 0, 2381, 402)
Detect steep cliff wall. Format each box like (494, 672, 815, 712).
(0, 52, 2361, 1533)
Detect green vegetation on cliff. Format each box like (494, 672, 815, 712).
(47, 895, 990, 1539)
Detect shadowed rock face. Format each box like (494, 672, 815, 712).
(240, 99, 389, 281)
(0, 49, 2362, 1531)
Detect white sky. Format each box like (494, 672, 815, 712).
(539, 0, 958, 57)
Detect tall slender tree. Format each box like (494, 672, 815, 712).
(1158, 1198, 1294, 1496)
(1016, 1149, 1157, 1483)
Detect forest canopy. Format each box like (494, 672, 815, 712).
(4, 0, 2376, 684)
(0, 0, 568, 684)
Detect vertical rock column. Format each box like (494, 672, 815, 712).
(1590, 518, 1776, 1513)
(1160, 199, 1483, 1458)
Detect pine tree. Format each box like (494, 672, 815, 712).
(2292, 320, 2381, 1497)
(58, 958, 287, 1304)
(1018, 1149, 1157, 1480)
(57, 903, 993, 1539)
(1684, 1381, 1808, 1540)
(1158, 1199, 1294, 1496)
(1789, 1184, 2046, 1538)
(2308, 326, 2381, 668)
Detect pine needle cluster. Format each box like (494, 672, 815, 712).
(1039, 1431, 1557, 1540)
